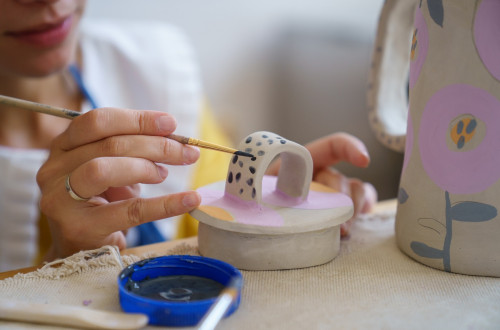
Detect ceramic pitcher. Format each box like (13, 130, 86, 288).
(368, 0, 500, 276)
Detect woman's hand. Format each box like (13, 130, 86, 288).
(267, 132, 377, 237)
(37, 108, 201, 261)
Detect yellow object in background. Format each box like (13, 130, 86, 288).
(176, 104, 232, 238)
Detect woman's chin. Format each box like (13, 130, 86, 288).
(4, 47, 75, 78)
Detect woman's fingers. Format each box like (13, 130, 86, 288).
(314, 168, 378, 237)
(305, 132, 370, 172)
(54, 108, 178, 151)
(104, 185, 141, 202)
(85, 191, 201, 235)
(360, 182, 378, 214)
(48, 135, 200, 174)
(43, 191, 200, 258)
(67, 157, 170, 200)
(314, 167, 350, 194)
(36, 108, 206, 260)
(266, 132, 370, 176)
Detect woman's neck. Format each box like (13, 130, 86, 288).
(0, 70, 83, 149)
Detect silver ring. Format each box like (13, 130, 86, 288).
(65, 174, 90, 202)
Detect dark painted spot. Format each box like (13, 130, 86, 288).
(228, 172, 233, 183)
(247, 178, 253, 186)
(457, 136, 465, 149)
(239, 188, 244, 194)
(252, 188, 256, 199)
(235, 173, 241, 182)
(427, 0, 444, 27)
(398, 187, 409, 204)
(251, 157, 257, 161)
(249, 166, 256, 174)
(245, 147, 252, 153)
(232, 155, 238, 164)
(276, 136, 282, 139)
(466, 119, 477, 134)
(262, 134, 268, 138)
(238, 161, 243, 167)
(456, 120, 464, 134)
(258, 150, 265, 156)
(245, 137, 252, 144)
(256, 142, 262, 146)
(268, 139, 274, 145)
(280, 140, 286, 144)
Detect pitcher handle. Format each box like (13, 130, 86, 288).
(367, 0, 418, 152)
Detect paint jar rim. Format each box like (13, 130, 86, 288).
(117, 255, 243, 327)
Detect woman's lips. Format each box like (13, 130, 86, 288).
(5, 16, 73, 48)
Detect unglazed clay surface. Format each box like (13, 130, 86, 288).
(190, 131, 353, 270)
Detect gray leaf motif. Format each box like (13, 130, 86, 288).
(427, 0, 444, 27)
(411, 241, 444, 259)
(450, 201, 498, 222)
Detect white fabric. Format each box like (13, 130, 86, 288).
(1, 211, 499, 329)
(0, 148, 48, 271)
(0, 20, 203, 272)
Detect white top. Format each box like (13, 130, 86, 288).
(0, 20, 203, 271)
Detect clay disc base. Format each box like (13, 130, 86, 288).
(198, 222, 341, 271)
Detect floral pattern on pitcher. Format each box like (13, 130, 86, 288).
(411, 84, 500, 272)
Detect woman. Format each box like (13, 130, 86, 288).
(0, 0, 376, 271)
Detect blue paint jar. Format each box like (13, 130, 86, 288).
(118, 255, 243, 327)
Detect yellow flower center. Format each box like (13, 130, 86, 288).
(450, 117, 477, 149)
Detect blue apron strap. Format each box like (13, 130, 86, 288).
(68, 64, 166, 245)
(68, 64, 99, 110)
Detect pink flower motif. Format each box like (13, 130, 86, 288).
(419, 84, 500, 194)
(474, 0, 500, 81)
(409, 7, 429, 88)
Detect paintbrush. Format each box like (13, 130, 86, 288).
(0, 94, 254, 158)
(197, 276, 242, 330)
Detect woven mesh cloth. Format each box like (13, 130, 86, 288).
(1, 210, 499, 329)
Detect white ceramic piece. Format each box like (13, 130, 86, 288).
(190, 131, 353, 270)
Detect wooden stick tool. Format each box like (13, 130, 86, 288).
(0, 94, 254, 158)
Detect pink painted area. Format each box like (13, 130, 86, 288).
(197, 176, 352, 227)
(200, 196, 284, 227)
(409, 7, 429, 88)
(402, 110, 413, 174)
(419, 84, 500, 194)
(261, 176, 352, 209)
(474, 0, 500, 81)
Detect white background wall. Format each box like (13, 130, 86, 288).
(85, 0, 403, 199)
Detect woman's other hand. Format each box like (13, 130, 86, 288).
(267, 132, 377, 237)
